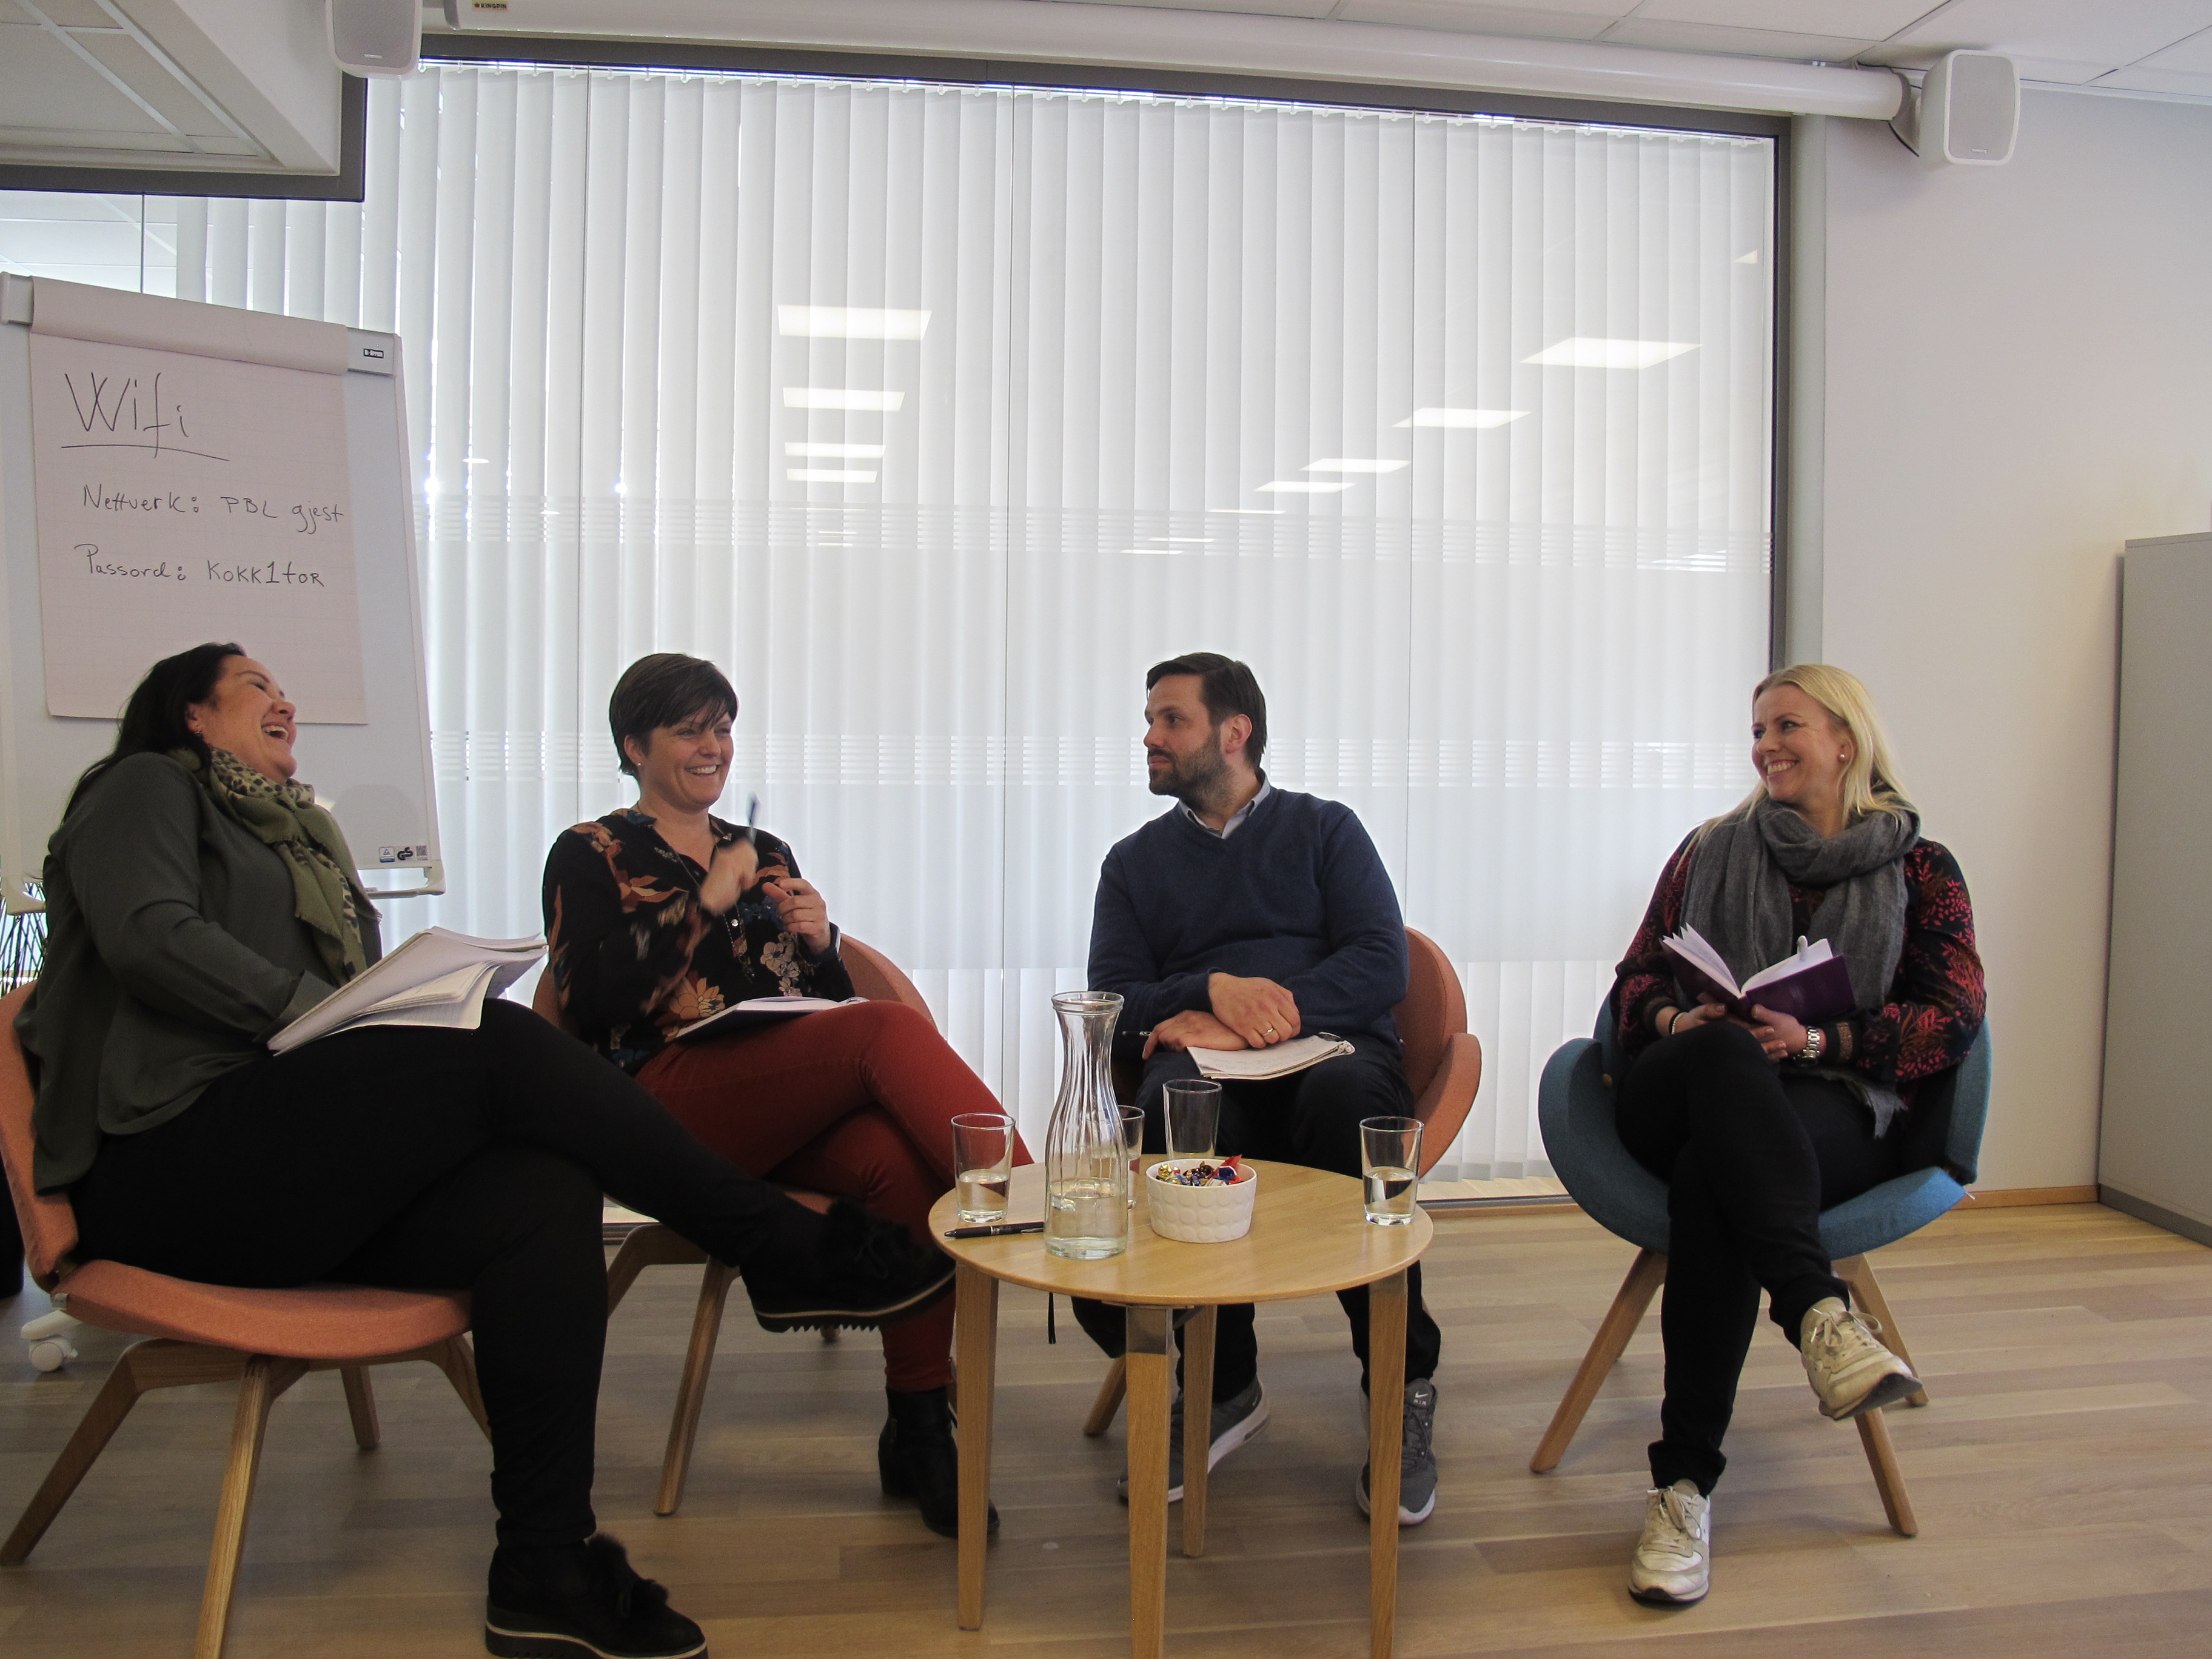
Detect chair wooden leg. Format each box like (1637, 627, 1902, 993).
(606, 1224, 709, 1316)
(1835, 1254, 1928, 1407)
(193, 1355, 307, 1659)
(1082, 1355, 1127, 1438)
(425, 1335, 492, 1439)
(1, 1340, 166, 1563)
(655, 1258, 736, 1517)
(1855, 1401, 1919, 1537)
(339, 1367, 381, 1451)
(1531, 1248, 1667, 1474)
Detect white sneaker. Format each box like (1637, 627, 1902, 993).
(1799, 1297, 1920, 1422)
(1627, 1480, 1711, 1606)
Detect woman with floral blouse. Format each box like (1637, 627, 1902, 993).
(1609, 665, 1985, 1610)
(542, 652, 1025, 1541)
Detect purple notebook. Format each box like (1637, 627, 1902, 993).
(1661, 927, 1857, 1025)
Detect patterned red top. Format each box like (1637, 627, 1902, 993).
(541, 809, 853, 1073)
(1614, 833, 1986, 1101)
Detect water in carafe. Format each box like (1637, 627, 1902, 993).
(1042, 991, 1131, 1259)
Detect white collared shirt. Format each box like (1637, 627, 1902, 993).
(1179, 777, 1273, 840)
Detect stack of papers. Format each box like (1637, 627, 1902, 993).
(269, 927, 545, 1053)
(1188, 1033, 1354, 1082)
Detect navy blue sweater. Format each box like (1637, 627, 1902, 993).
(1087, 789, 1409, 1061)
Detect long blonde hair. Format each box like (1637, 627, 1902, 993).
(1712, 663, 1914, 831)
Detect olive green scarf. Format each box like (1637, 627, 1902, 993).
(177, 746, 373, 985)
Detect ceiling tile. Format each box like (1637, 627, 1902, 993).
(38, 0, 120, 26)
(1600, 18, 1881, 59)
(2139, 26, 2212, 71)
(0, 29, 166, 135)
(1879, 1, 2212, 69)
(1334, 1, 1628, 38)
(72, 29, 242, 141)
(2003, 55, 2122, 84)
(1039, 1, 1338, 15)
(2088, 65, 2212, 96)
(1629, 2, 1932, 34)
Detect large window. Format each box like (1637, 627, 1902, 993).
(0, 64, 1773, 1175)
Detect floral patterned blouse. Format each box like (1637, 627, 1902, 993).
(1614, 832, 1986, 1108)
(541, 809, 853, 1073)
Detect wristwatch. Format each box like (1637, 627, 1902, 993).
(1794, 1026, 1826, 1065)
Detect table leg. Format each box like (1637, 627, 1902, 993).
(1367, 1270, 1409, 1659)
(1125, 1305, 1173, 1659)
(955, 1262, 999, 1632)
(1180, 1305, 1216, 1558)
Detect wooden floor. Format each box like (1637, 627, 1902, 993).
(4, 1202, 2211, 1658)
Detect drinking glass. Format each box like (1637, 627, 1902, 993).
(1118, 1105, 1145, 1206)
(951, 1112, 1016, 1223)
(1359, 1116, 1422, 1225)
(1163, 1078, 1221, 1161)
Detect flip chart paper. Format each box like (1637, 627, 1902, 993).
(28, 331, 368, 723)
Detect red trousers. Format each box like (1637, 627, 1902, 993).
(637, 1000, 1026, 1392)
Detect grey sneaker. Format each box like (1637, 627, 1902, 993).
(1799, 1297, 1919, 1421)
(1116, 1377, 1269, 1504)
(1627, 1480, 1711, 1606)
(1354, 1378, 1438, 1526)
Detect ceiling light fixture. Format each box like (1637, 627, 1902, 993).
(1525, 338, 1697, 369)
(1393, 407, 1526, 429)
(783, 387, 904, 411)
(779, 306, 931, 340)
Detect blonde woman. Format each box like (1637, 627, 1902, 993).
(1607, 666, 1985, 1607)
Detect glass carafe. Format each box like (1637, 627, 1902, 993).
(1043, 991, 1131, 1259)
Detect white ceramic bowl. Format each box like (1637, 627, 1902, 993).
(1145, 1158, 1259, 1243)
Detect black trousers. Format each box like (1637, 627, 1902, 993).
(1070, 1033, 1442, 1401)
(1616, 1020, 1901, 1495)
(70, 999, 809, 1552)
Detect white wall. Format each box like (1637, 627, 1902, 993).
(1812, 91, 2212, 1190)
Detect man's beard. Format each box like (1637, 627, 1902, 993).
(1147, 732, 1231, 808)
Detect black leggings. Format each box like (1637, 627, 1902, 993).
(1616, 1020, 1901, 1496)
(1070, 1034, 1442, 1399)
(70, 999, 809, 1552)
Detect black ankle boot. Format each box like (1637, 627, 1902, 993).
(879, 1386, 998, 1539)
(486, 1534, 705, 1658)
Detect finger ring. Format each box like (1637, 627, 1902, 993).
(1264, 1025, 1277, 1036)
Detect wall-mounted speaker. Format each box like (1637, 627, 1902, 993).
(327, 0, 421, 78)
(1891, 51, 2020, 167)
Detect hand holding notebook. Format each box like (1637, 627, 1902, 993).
(1660, 925, 1856, 1027)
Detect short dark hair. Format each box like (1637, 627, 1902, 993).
(608, 653, 738, 777)
(69, 641, 244, 814)
(1145, 651, 1267, 770)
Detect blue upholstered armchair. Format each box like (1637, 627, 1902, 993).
(1529, 1001, 1992, 1538)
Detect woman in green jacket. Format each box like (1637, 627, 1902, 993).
(16, 642, 950, 1659)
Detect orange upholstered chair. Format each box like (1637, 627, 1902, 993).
(1082, 925, 1483, 1435)
(0, 985, 489, 1659)
(539, 936, 939, 1516)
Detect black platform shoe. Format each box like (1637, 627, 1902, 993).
(879, 1386, 999, 1539)
(485, 1534, 705, 1659)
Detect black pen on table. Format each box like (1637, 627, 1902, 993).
(942, 1220, 1044, 1239)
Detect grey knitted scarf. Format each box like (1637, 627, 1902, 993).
(1681, 798, 1919, 1132)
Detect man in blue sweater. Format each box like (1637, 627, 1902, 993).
(1073, 652, 1442, 1526)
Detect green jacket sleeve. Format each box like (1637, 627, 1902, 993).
(64, 754, 330, 1041)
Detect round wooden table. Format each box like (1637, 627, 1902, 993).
(929, 1159, 1433, 1659)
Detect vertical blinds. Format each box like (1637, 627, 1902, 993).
(157, 65, 1772, 1175)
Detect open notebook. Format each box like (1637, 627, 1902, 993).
(1661, 925, 1856, 1025)
(269, 928, 545, 1053)
(674, 994, 867, 1042)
